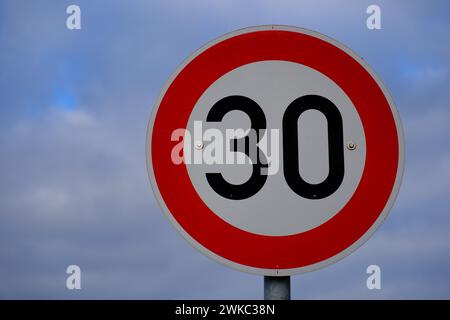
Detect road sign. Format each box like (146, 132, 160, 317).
(146, 25, 404, 276)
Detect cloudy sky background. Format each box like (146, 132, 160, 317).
(0, 0, 449, 299)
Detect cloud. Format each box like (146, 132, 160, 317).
(61, 109, 97, 126)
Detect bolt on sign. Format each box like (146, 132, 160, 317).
(146, 26, 404, 276)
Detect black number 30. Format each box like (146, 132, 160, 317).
(206, 94, 345, 200)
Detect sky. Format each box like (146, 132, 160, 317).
(0, 0, 449, 299)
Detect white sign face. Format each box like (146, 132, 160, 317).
(185, 60, 366, 236)
(147, 26, 404, 276)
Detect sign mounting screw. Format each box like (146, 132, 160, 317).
(347, 142, 356, 150)
(195, 141, 204, 150)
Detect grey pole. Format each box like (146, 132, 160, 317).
(264, 276, 291, 300)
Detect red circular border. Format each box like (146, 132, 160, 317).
(151, 30, 399, 269)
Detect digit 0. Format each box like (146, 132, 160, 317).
(283, 95, 344, 199)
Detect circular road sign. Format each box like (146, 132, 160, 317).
(146, 25, 404, 276)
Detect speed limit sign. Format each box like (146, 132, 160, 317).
(146, 25, 404, 276)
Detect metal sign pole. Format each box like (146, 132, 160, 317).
(264, 276, 291, 300)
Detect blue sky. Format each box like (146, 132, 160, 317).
(0, 0, 450, 299)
